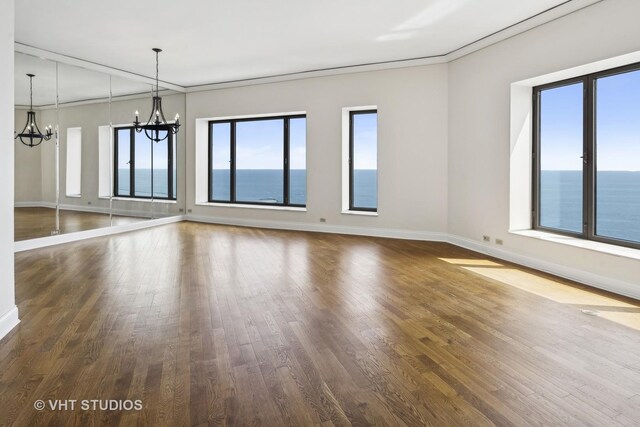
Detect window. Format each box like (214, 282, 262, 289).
(533, 63, 640, 249)
(208, 115, 306, 207)
(114, 126, 176, 200)
(65, 127, 82, 197)
(349, 110, 378, 211)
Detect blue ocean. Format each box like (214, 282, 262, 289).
(118, 169, 378, 208)
(540, 171, 640, 242)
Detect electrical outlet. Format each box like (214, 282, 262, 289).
(88, 201, 92, 205)
(495, 238, 503, 245)
(320, 218, 326, 223)
(179, 208, 184, 212)
(483, 235, 490, 242)
(187, 209, 192, 213)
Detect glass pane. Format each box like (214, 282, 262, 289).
(236, 119, 284, 204)
(172, 136, 177, 199)
(289, 118, 306, 205)
(352, 112, 377, 209)
(134, 131, 152, 197)
(116, 128, 130, 196)
(211, 122, 231, 201)
(153, 135, 169, 198)
(595, 70, 640, 243)
(538, 83, 583, 233)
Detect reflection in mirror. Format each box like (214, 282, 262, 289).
(110, 77, 185, 219)
(14, 52, 58, 241)
(15, 52, 186, 243)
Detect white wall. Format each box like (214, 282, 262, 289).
(0, 0, 18, 340)
(186, 65, 449, 235)
(448, 0, 640, 291)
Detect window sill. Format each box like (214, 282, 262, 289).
(196, 202, 306, 212)
(65, 194, 82, 198)
(509, 229, 640, 261)
(341, 210, 378, 217)
(99, 196, 177, 204)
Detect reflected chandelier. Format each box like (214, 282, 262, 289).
(15, 73, 53, 147)
(133, 48, 180, 142)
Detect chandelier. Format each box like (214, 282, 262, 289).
(133, 48, 180, 142)
(15, 73, 53, 147)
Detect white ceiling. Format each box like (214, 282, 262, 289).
(15, 0, 586, 88)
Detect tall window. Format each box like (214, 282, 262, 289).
(349, 110, 378, 211)
(208, 115, 306, 207)
(533, 63, 640, 249)
(114, 126, 176, 200)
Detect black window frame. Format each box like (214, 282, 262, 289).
(113, 126, 176, 201)
(532, 62, 640, 250)
(349, 109, 378, 212)
(207, 114, 306, 207)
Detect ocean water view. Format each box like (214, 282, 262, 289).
(540, 170, 640, 242)
(210, 169, 377, 207)
(117, 168, 175, 198)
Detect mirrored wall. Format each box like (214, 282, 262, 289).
(14, 52, 186, 242)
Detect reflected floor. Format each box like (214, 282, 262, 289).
(14, 207, 146, 241)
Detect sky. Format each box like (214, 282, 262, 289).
(352, 112, 378, 170)
(211, 118, 308, 170)
(541, 69, 640, 171)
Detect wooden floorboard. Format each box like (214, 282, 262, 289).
(14, 207, 146, 241)
(1, 221, 640, 426)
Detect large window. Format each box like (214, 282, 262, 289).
(533, 63, 640, 249)
(65, 127, 82, 197)
(208, 115, 306, 207)
(349, 110, 378, 211)
(114, 126, 176, 200)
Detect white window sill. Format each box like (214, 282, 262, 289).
(341, 210, 378, 217)
(510, 229, 640, 261)
(66, 194, 82, 198)
(99, 196, 176, 204)
(196, 202, 306, 212)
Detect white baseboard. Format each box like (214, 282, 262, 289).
(15, 201, 174, 219)
(448, 234, 640, 301)
(14, 215, 185, 252)
(0, 306, 19, 342)
(185, 214, 449, 242)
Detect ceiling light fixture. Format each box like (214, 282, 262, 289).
(133, 48, 180, 142)
(15, 73, 53, 148)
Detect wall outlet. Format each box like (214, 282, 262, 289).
(179, 208, 184, 212)
(187, 209, 192, 213)
(320, 218, 326, 223)
(87, 201, 92, 205)
(495, 238, 503, 245)
(483, 235, 490, 242)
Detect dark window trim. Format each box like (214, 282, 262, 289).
(208, 114, 306, 208)
(113, 125, 176, 201)
(532, 62, 640, 250)
(349, 109, 378, 212)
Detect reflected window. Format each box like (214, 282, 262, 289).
(114, 126, 176, 200)
(349, 110, 377, 211)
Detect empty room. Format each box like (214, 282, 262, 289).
(2, 0, 640, 425)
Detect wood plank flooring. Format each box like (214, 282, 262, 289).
(14, 207, 146, 241)
(2, 221, 640, 426)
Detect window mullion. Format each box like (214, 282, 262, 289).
(130, 128, 135, 197)
(584, 76, 595, 240)
(230, 121, 236, 203)
(284, 118, 290, 206)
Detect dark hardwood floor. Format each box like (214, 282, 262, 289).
(2, 221, 640, 426)
(14, 207, 146, 241)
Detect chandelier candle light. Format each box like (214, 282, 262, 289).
(133, 48, 180, 142)
(15, 73, 53, 147)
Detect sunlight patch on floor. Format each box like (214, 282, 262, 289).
(438, 258, 503, 267)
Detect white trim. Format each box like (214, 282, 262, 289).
(195, 202, 306, 212)
(14, 215, 184, 252)
(185, 214, 447, 242)
(0, 306, 20, 342)
(15, 201, 176, 219)
(447, 234, 640, 302)
(341, 210, 378, 217)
